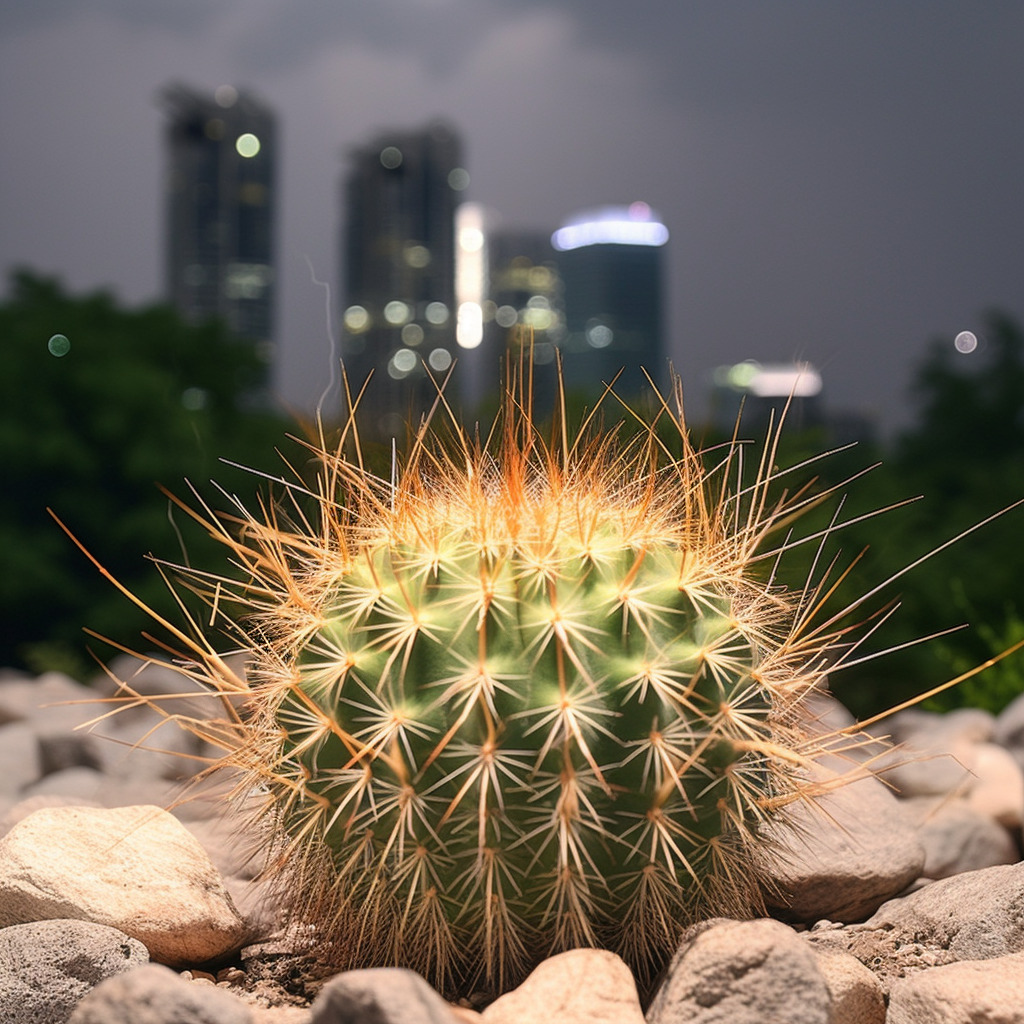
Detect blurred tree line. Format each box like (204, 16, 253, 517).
(0, 269, 302, 678)
(2, 269, 1023, 718)
(715, 312, 1024, 718)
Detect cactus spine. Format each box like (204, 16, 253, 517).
(90, 376, 860, 992)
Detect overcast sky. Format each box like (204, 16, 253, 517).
(2, 2, 1022, 433)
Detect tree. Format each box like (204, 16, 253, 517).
(0, 270, 299, 677)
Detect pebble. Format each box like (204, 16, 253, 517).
(309, 968, 466, 1024)
(481, 949, 645, 1024)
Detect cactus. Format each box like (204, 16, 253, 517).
(70, 372, 883, 993)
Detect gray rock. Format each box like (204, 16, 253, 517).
(68, 963, 253, 1023)
(904, 796, 1019, 879)
(481, 949, 644, 1024)
(887, 951, 1024, 1024)
(995, 689, 1024, 750)
(763, 767, 924, 922)
(862, 861, 1024, 961)
(0, 804, 248, 967)
(646, 918, 831, 1024)
(0, 721, 42, 798)
(0, 918, 148, 1024)
(310, 968, 464, 1024)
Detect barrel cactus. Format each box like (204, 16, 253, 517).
(81, 375, 872, 992)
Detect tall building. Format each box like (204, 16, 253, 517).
(553, 202, 669, 402)
(159, 83, 277, 393)
(340, 121, 469, 436)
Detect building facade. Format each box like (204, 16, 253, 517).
(553, 203, 668, 403)
(160, 83, 277, 393)
(340, 122, 468, 436)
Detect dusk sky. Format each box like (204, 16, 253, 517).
(3, 2, 1023, 433)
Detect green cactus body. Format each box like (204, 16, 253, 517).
(233, 420, 805, 990)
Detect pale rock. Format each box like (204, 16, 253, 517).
(887, 950, 1024, 1024)
(995, 689, 1024, 751)
(646, 918, 831, 1024)
(861, 861, 1024, 962)
(807, 945, 885, 1024)
(23, 764, 182, 810)
(879, 737, 975, 798)
(310, 967, 465, 1023)
(763, 767, 924, 922)
(0, 918, 148, 1024)
(68, 963, 252, 1023)
(0, 721, 41, 797)
(964, 741, 1024, 827)
(0, 804, 248, 966)
(904, 796, 1019, 878)
(481, 949, 644, 1024)
(887, 706, 995, 746)
(0, 671, 97, 730)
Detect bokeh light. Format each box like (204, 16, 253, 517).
(47, 334, 70, 357)
(954, 330, 978, 354)
(235, 133, 261, 158)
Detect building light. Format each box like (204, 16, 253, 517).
(551, 204, 669, 251)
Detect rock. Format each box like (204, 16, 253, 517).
(862, 861, 1024, 961)
(0, 671, 97, 730)
(904, 796, 1019, 878)
(0, 804, 248, 966)
(879, 738, 974, 798)
(763, 767, 924, 922)
(0, 918, 148, 1024)
(22, 765, 182, 810)
(995, 689, 1024, 750)
(807, 946, 885, 1024)
(481, 949, 644, 1024)
(309, 967, 465, 1023)
(886, 951, 1024, 1024)
(645, 918, 831, 1024)
(68, 963, 253, 1023)
(0, 721, 42, 798)
(964, 741, 1024, 828)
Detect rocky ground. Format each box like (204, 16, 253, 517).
(3, 657, 1024, 1023)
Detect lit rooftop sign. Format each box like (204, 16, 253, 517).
(551, 202, 669, 251)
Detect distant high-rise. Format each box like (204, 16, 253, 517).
(159, 83, 277, 393)
(553, 202, 668, 401)
(340, 121, 468, 435)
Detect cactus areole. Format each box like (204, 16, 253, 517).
(101, 375, 852, 992)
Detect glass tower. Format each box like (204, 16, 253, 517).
(160, 83, 277, 393)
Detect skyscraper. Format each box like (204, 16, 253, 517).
(159, 83, 277, 393)
(340, 121, 468, 436)
(553, 202, 669, 402)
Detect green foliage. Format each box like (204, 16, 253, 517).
(0, 269, 298, 677)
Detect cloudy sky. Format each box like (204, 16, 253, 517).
(2, 2, 1022, 432)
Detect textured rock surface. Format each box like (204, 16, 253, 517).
(764, 768, 925, 922)
(646, 918, 831, 1024)
(0, 804, 248, 966)
(309, 968, 465, 1024)
(68, 963, 253, 1024)
(0, 918, 148, 1024)
(807, 946, 885, 1024)
(887, 951, 1024, 1024)
(481, 949, 645, 1024)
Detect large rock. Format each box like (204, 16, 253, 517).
(903, 796, 1019, 879)
(763, 767, 924, 922)
(887, 951, 1024, 1024)
(963, 741, 1024, 828)
(481, 949, 644, 1024)
(0, 918, 148, 1024)
(862, 861, 1024, 961)
(0, 804, 247, 966)
(0, 721, 42, 799)
(808, 946, 885, 1024)
(68, 963, 253, 1023)
(646, 918, 831, 1024)
(310, 968, 465, 1024)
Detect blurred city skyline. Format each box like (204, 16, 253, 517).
(3, 3, 1024, 435)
